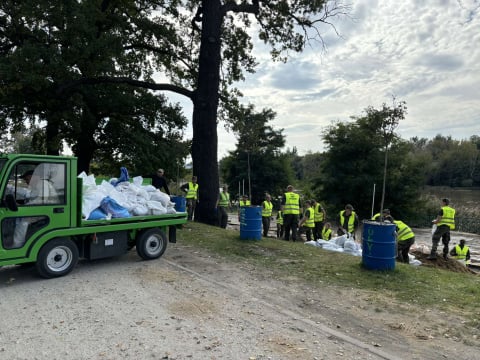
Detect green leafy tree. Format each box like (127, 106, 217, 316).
(298, 151, 326, 202)
(318, 100, 426, 220)
(0, 126, 45, 154)
(0, 0, 189, 174)
(220, 105, 292, 205)
(424, 135, 480, 187)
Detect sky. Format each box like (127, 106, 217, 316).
(169, 0, 480, 159)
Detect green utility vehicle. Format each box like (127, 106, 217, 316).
(0, 154, 187, 278)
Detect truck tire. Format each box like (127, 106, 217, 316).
(136, 228, 167, 260)
(36, 238, 79, 278)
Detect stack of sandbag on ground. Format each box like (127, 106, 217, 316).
(78, 172, 176, 220)
(305, 234, 362, 256)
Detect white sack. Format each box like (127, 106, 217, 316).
(147, 200, 167, 215)
(132, 176, 144, 187)
(131, 204, 149, 216)
(143, 185, 157, 192)
(148, 190, 171, 207)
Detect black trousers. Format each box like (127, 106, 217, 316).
(217, 206, 228, 228)
(314, 221, 324, 240)
(186, 198, 196, 220)
(431, 225, 450, 255)
(277, 224, 284, 238)
(283, 214, 299, 241)
(397, 237, 415, 263)
(301, 226, 313, 242)
(262, 216, 271, 237)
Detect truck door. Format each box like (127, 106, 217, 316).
(0, 160, 71, 257)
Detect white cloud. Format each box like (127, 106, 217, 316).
(229, 0, 480, 156)
(165, 0, 480, 158)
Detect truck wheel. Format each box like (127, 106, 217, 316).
(136, 228, 167, 260)
(36, 238, 79, 278)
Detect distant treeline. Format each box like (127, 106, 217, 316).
(411, 135, 480, 187)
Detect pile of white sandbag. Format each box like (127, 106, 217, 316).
(78, 172, 176, 220)
(306, 236, 423, 266)
(305, 234, 362, 256)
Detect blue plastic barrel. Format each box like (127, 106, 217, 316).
(170, 196, 186, 213)
(240, 206, 262, 240)
(362, 220, 396, 270)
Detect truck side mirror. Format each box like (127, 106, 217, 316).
(5, 194, 18, 212)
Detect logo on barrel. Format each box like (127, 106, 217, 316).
(366, 227, 374, 254)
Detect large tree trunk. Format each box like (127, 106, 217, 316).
(72, 112, 98, 174)
(45, 113, 61, 156)
(191, 1, 222, 225)
(75, 139, 96, 175)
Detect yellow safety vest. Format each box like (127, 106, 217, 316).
(322, 227, 332, 240)
(438, 206, 455, 229)
(394, 220, 414, 241)
(262, 201, 273, 217)
(339, 210, 356, 233)
(277, 211, 283, 225)
(314, 203, 325, 222)
(186, 182, 198, 199)
(239, 200, 251, 206)
(371, 213, 381, 221)
(304, 208, 315, 228)
(218, 192, 230, 207)
(283, 192, 300, 215)
(453, 244, 469, 261)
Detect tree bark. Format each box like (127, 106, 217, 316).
(72, 112, 99, 175)
(74, 134, 96, 175)
(45, 112, 61, 156)
(191, 0, 223, 225)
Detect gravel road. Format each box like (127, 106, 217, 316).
(1, 231, 479, 360)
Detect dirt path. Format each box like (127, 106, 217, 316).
(1, 234, 479, 360)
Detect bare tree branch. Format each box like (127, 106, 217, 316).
(56, 77, 194, 100)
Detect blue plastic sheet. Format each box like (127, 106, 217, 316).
(100, 196, 131, 218)
(87, 207, 108, 220)
(111, 167, 129, 186)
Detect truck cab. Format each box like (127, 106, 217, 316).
(0, 155, 74, 258)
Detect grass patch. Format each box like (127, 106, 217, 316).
(177, 222, 480, 320)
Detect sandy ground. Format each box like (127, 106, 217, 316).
(1, 221, 479, 360)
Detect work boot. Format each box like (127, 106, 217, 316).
(427, 252, 437, 260)
(443, 253, 448, 260)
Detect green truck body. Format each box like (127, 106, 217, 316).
(0, 154, 187, 278)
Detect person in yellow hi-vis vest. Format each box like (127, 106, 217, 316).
(216, 185, 231, 229)
(238, 194, 251, 221)
(312, 199, 326, 240)
(337, 204, 359, 239)
(281, 185, 300, 241)
(261, 194, 273, 237)
(450, 239, 471, 265)
(393, 220, 415, 263)
(276, 209, 284, 239)
(181, 176, 199, 221)
(428, 198, 455, 260)
(321, 222, 333, 240)
(298, 200, 315, 242)
(239, 195, 251, 207)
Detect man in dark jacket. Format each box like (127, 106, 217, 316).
(151, 168, 170, 195)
